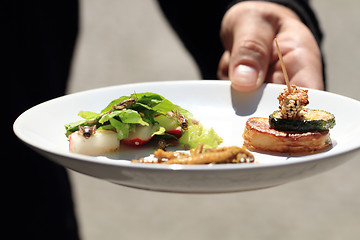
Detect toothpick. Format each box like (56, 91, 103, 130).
(274, 38, 291, 92)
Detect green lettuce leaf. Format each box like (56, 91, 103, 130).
(109, 118, 129, 140)
(99, 109, 148, 126)
(152, 99, 193, 118)
(78, 111, 100, 120)
(151, 125, 166, 137)
(134, 92, 164, 107)
(100, 96, 129, 113)
(178, 122, 223, 149)
(65, 111, 101, 135)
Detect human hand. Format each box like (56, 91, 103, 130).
(218, 1, 323, 91)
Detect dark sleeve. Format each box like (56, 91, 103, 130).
(157, 0, 325, 85)
(157, 0, 234, 79)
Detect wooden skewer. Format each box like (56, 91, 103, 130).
(274, 38, 291, 92)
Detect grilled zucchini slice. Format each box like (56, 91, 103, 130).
(269, 109, 335, 132)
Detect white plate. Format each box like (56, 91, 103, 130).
(13, 81, 360, 193)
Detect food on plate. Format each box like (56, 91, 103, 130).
(269, 108, 335, 132)
(69, 126, 120, 155)
(243, 117, 331, 154)
(243, 39, 335, 155)
(269, 85, 335, 131)
(65, 92, 222, 155)
(132, 143, 254, 164)
(276, 84, 309, 119)
(243, 85, 335, 155)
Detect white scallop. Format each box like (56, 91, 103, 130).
(69, 130, 119, 155)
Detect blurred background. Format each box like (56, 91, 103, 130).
(67, 1, 360, 239)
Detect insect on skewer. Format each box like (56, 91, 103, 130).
(274, 38, 292, 93)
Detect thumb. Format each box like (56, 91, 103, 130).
(230, 38, 272, 91)
(221, 4, 276, 91)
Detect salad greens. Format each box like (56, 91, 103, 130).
(65, 92, 222, 149)
(179, 121, 223, 149)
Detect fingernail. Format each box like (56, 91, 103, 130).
(233, 65, 258, 87)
